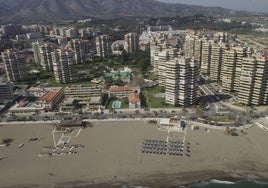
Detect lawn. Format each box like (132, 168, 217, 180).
(209, 116, 235, 122)
(143, 85, 174, 108)
(47, 79, 67, 87)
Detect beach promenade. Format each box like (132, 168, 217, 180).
(0, 121, 267, 187)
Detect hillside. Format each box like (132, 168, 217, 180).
(0, 0, 233, 23)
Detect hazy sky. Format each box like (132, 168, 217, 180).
(157, 0, 268, 13)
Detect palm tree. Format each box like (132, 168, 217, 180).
(154, 111, 158, 118)
(225, 127, 231, 136)
(182, 107, 188, 117)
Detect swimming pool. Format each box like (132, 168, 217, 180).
(112, 100, 121, 109)
(26, 103, 35, 107)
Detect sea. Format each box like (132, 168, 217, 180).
(111, 179, 268, 188)
(189, 179, 268, 188)
(48, 179, 268, 188)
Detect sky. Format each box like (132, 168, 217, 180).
(157, 0, 268, 13)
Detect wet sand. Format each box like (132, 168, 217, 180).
(0, 121, 267, 187)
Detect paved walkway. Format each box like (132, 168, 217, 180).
(0, 118, 255, 131)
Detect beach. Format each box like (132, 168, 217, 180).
(0, 121, 267, 187)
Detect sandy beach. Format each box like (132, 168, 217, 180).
(0, 121, 267, 187)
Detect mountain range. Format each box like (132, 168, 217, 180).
(0, 0, 235, 23)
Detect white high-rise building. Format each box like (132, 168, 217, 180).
(32, 41, 55, 71)
(52, 48, 77, 84)
(183, 35, 202, 64)
(124, 32, 139, 54)
(69, 39, 90, 64)
(200, 40, 213, 75)
(221, 47, 247, 92)
(165, 56, 199, 106)
(238, 56, 268, 105)
(150, 33, 168, 73)
(32, 41, 42, 66)
(1, 50, 27, 82)
(96, 35, 112, 58)
(209, 44, 225, 82)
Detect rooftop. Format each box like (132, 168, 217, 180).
(89, 97, 101, 104)
(129, 92, 140, 103)
(109, 85, 133, 92)
(37, 89, 62, 102)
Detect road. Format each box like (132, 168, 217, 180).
(199, 84, 219, 117)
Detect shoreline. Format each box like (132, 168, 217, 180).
(0, 121, 267, 187)
(1, 170, 268, 188)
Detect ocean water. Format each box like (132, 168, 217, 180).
(190, 179, 268, 188)
(48, 179, 268, 188)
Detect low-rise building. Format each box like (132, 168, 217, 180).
(159, 117, 184, 132)
(36, 87, 64, 111)
(64, 84, 102, 105)
(8, 99, 43, 114)
(27, 86, 60, 97)
(59, 98, 78, 112)
(0, 82, 14, 101)
(129, 92, 140, 109)
(108, 85, 139, 98)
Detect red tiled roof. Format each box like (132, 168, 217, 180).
(109, 85, 133, 92)
(37, 91, 59, 102)
(129, 93, 140, 103)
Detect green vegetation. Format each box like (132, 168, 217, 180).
(209, 115, 235, 123)
(147, 120, 158, 125)
(47, 79, 67, 87)
(143, 85, 173, 108)
(77, 49, 150, 86)
(150, 15, 253, 31)
(144, 72, 158, 81)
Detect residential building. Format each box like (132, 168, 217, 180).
(96, 35, 112, 58)
(238, 56, 268, 105)
(124, 32, 139, 54)
(1, 50, 27, 82)
(200, 40, 212, 75)
(183, 35, 202, 64)
(65, 28, 77, 38)
(8, 99, 43, 114)
(52, 48, 77, 84)
(221, 47, 246, 92)
(27, 86, 62, 97)
(129, 92, 141, 109)
(0, 82, 14, 101)
(108, 85, 139, 98)
(36, 87, 64, 111)
(2, 24, 23, 37)
(32, 42, 55, 71)
(158, 48, 178, 86)
(59, 98, 78, 112)
(64, 84, 102, 105)
(165, 56, 199, 106)
(209, 44, 225, 82)
(68, 39, 89, 64)
(184, 35, 195, 57)
(150, 33, 168, 73)
(157, 50, 169, 86)
(213, 32, 229, 43)
(32, 41, 42, 66)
